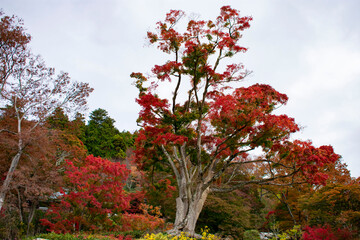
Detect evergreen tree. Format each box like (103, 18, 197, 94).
(84, 108, 134, 159)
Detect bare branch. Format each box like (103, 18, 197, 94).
(211, 171, 305, 193)
(0, 129, 16, 134)
(162, 145, 181, 188)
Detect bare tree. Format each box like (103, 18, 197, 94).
(0, 39, 93, 210)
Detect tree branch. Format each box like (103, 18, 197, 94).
(210, 170, 304, 193)
(162, 145, 181, 188)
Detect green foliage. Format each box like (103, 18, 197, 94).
(46, 107, 88, 160)
(47, 108, 87, 141)
(83, 108, 134, 159)
(83, 108, 120, 158)
(145, 177, 177, 223)
(24, 232, 87, 240)
(270, 225, 302, 240)
(0, 207, 22, 239)
(243, 230, 260, 240)
(300, 183, 360, 232)
(24, 230, 143, 240)
(47, 107, 71, 131)
(23, 232, 127, 240)
(196, 189, 264, 238)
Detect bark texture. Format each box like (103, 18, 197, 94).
(0, 151, 22, 210)
(169, 186, 210, 236)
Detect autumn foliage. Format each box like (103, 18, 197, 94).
(302, 225, 354, 240)
(41, 155, 164, 234)
(131, 5, 341, 235)
(1, 6, 359, 240)
(121, 204, 165, 232)
(41, 156, 130, 233)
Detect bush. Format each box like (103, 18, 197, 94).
(23, 232, 133, 240)
(141, 227, 219, 240)
(243, 230, 260, 240)
(120, 204, 164, 232)
(302, 225, 354, 240)
(41, 156, 131, 233)
(269, 225, 302, 240)
(0, 207, 21, 239)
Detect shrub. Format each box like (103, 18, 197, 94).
(302, 225, 355, 240)
(270, 225, 302, 240)
(141, 226, 219, 240)
(41, 156, 131, 233)
(243, 230, 260, 240)
(24, 232, 133, 240)
(121, 204, 164, 232)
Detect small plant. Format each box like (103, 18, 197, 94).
(200, 226, 219, 240)
(142, 232, 171, 240)
(141, 226, 219, 240)
(243, 230, 260, 240)
(270, 225, 302, 240)
(24, 232, 132, 240)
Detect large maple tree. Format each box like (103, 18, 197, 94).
(132, 6, 340, 235)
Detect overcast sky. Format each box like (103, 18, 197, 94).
(2, 0, 360, 177)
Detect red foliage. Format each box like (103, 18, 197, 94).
(117, 235, 133, 240)
(0, 9, 93, 211)
(303, 225, 355, 240)
(41, 155, 131, 233)
(271, 140, 340, 185)
(41, 155, 165, 233)
(131, 6, 342, 233)
(121, 204, 164, 232)
(0, 10, 31, 90)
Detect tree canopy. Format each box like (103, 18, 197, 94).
(131, 5, 340, 235)
(83, 108, 134, 159)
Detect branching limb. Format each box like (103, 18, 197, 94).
(162, 145, 181, 188)
(211, 170, 304, 193)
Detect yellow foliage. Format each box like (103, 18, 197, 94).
(142, 226, 219, 240)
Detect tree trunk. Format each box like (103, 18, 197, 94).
(26, 201, 37, 236)
(0, 151, 22, 210)
(168, 187, 210, 237)
(16, 187, 24, 223)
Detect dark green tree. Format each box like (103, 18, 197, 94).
(83, 108, 134, 159)
(47, 107, 70, 131)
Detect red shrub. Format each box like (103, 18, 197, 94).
(41, 155, 130, 233)
(303, 225, 355, 240)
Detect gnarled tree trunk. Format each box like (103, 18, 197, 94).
(168, 184, 210, 237)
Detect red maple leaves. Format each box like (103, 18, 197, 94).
(41, 156, 131, 233)
(132, 6, 340, 189)
(131, 6, 342, 234)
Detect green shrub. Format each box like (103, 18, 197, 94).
(270, 225, 302, 240)
(23, 232, 118, 240)
(243, 230, 260, 240)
